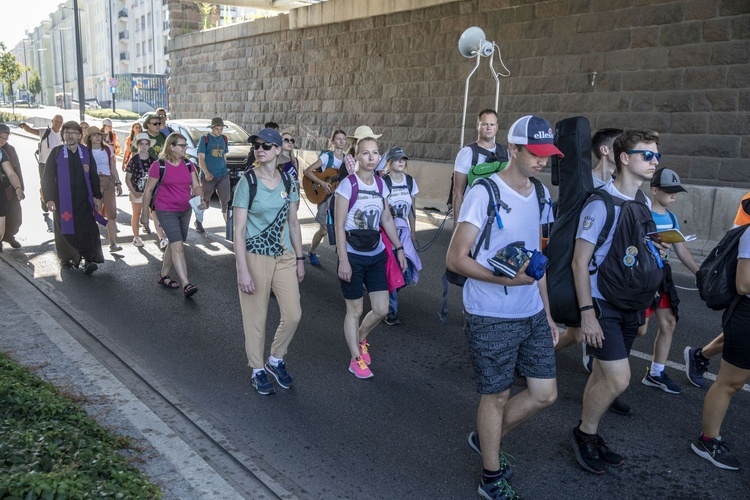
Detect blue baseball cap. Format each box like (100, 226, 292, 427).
(507, 115, 564, 157)
(249, 128, 282, 147)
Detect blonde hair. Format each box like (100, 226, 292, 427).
(160, 132, 187, 164)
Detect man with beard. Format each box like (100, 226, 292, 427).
(0, 124, 23, 248)
(41, 121, 107, 274)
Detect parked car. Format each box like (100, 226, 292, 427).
(165, 119, 252, 189)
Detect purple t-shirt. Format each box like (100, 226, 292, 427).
(148, 160, 194, 212)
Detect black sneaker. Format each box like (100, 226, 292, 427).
(264, 360, 293, 389)
(7, 237, 21, 249)
(570, 426, 606, 474)
(595, 434, 624, 466)
(642, 369, 683, 394)
(194, 220, 205, 233)
(83, 262, 98, 275)
(252, 370, 275, 395)
(691, 437, 740, 470)
(608, 397, 632, 416)
(467, 431, 514, 481)
(478, 478, 520, 500)
(384, 313, 401, 326)
(684, 346, 709, 388)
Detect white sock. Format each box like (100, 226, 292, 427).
(252, 368, 264, 376)
(268, 355, 282, 367)
(650, 362, 665, 377)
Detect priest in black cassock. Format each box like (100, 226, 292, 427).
(42, 121, 107, 274)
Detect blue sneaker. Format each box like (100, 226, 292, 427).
(265, 360, 293, 389)
(684, 346, 709, 388)
(478, 478, 520, 500)
(252, 370, 275, 395)
(467, 431, 514, 481)
(642, 369, 682, 394)
(309, 253, 321, 266)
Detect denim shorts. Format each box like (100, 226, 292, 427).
(339, 251, 388, 300)
(587, 298, 641, 361)
(464, 310, 556, 395)
(156, 208, 191, 243)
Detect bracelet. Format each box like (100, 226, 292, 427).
(296, 256, 305, 261)
(394, 246, 404, 252)
(579, 305, 595, 312)
(115, 181, 122, 186)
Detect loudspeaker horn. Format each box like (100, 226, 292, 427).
(458, 26, 494, 58)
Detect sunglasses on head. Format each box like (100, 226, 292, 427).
(283, 138, 295, 144)
(626, 150, 661, 161)
(253, 142, 276, 151)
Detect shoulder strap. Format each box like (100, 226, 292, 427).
(529, 177, 547, 217)
(383, 174, 393, 192)
(158, 159, 166, 180)
(375, 175, 384, 196)
(635, 190, 648, 204)
(42, 127, 52, 145)
(244, 168, 258, 210)
(347, 175, 358, 212)
(667, 210, 678, 229)
(406, 174, 414, 195)
(280, 170, 293, 194)
(203, 134, 209, 145)
(585, 189, 617, 253)
(471, 178, 503, 258)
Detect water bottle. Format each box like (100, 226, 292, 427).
(326, 209, 336, 245)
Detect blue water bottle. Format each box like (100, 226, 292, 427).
(326, 209, 336, 245)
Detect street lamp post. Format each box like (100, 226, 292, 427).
(36, 48, 46, 106)
(73, 0, 85, 122)
(57, 28, 71, 110)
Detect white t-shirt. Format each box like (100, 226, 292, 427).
(386, 174, 419, 223)
(458, 174, 554, 318)
(592, 172, 612, 189)
(319, 152, 343, 171)
(453, 143, 498, 175)
(576, 181, 652, 300)
(335, 175, 391, 256)
(91, 148, 111, 175)
(39, 129, 62, 163)
(739, 228, 750, 299)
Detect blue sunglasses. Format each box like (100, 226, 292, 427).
(626, 150, 661, 161)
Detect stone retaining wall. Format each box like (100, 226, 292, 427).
(169, 0, 749, 189)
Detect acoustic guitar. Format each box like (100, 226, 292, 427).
(302, 169, 341, 204)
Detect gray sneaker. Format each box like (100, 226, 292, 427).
(684, 346, 709, 388)
(691, 436, 740, 470)
(478, 478, 520, 500)
(467, 431, 514, 481)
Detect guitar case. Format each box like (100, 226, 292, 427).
(546, 116, 594, 326)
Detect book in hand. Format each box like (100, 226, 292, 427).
(647, 228, 696, 244)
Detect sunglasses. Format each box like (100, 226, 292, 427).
(283, 138, 295, 144)
(626, 150, 661, 161)
(253, 142, 276, 151)
(149, 121, 161, 126)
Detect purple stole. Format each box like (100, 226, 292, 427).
(56, 145, 107, 234)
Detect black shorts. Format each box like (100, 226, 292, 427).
(587, 298, 641, 362)
(722, 297, 750, 370)
(0, 186, 7, 217)
(339, 251, 388, 300)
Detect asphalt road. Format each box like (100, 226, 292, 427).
(3, 132, 749, 499)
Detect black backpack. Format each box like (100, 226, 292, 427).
(226, 168, 293, 241)
(696, 224, 749, 310)
(591, 190, 664, 312)
(447, 142, 509, 207)
(446, 176, 548, 287)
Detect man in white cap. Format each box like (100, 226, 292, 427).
(447, 115, 561, 500)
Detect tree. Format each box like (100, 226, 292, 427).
(0, 43, 25, 108)
(29, 70, 42, 100)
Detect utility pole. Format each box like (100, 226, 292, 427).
(73, 0, 85, 121)
(58, 29, 67, 109)
(108, 0, 116, 112)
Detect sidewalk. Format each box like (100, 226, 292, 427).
(0, 257, 247, 499)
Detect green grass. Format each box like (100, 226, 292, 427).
(86, 109, 140, 120)
(0, 352, 161, 499)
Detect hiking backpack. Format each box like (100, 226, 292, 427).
(226, 168, 294, 241)
(446, 176, 549, 287)
(696, 224, 749, 310)
(591, 190, 664, 312)
(447, 142, 509, 207)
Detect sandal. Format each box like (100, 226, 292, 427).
(183, 283, 198, 298)
(157, 274, 180, 289)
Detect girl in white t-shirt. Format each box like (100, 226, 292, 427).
(334, 137, 406, 379)
(303, 129, 348, 266)
(383, 148, 422, 326)
(85, 126, 123, 252)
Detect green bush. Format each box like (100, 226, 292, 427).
(0, 352, 161, 499)
(0, 111, 28, 122)
(86, 109, 140, 120)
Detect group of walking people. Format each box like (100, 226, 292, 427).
(4, 110, 748, 500)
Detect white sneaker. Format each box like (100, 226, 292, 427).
(160, 238, 168, 249)
(133, 237, 144, 247)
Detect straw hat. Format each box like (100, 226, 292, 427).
(84, 126, 103, 142)
(347, 126, 382, 141)
(134, 132, 156, 148)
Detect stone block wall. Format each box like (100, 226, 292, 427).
(169, 0, 750, 187)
